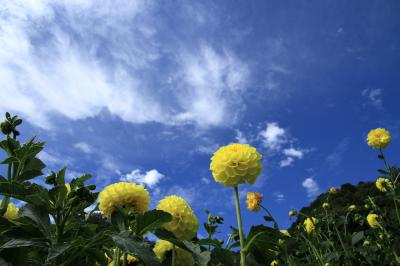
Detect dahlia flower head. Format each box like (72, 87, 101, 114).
(246, 192, 263, 212)
(367, 128, 391, 149)
(367, 213, 380, 229)
(348, 205, 357, 211)
(1, 201, 19, 220)
(322, 203, 329, 209)
(376, 177, 392, 192)
(280, 230, 290, 237)
(156, 195, 199, 240)
(210, 143, 262, 187)
(303, 217, 318, 234)
(108, 254, 138, 266)
(270, 259, 278, 266)
(98, 182, 150, 218)
(153, 240, 194, 266)
(328, 187, 337, 195)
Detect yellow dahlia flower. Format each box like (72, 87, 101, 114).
(271, 259, 278, 266)
(328, 187, 337, 195)
(367, 128, 391, 149)
(304, 217, 318, 234)
(65, 183, 71, 193)
(280, 230, 290, 237)
(246, 192, 263, 212)
(98, 182, 150, 218)
(322, 203, 329, 209)
(108, 254, 138, 266)
(156, 195, 199, 240)
(367, 213, 380, 229)
(210, 143, 262, 186)
(348, 205, 357, 211)
(375, 177, 392, 192)
(153, 240, 194, 266)
(1, 201, 19, 220)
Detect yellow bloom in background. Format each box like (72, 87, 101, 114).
(98, 182, 150, 218)
(288, 209, 297, 219)
(328, 187, 337, 195)
(0, 201, 19, 220)
(375, 177, 392, 192)
(322, 202, 329, 209)
(210, 143, 262, 186)
(156, 195, 199, 240)
(270, 259, 278, 266)
(304, 217, 318, 234)
(348, 205, 357, 211)
(246, 192, 263, 211)
(367, 213, 380, 229)
(65, 183, 71, 193)
(153, 240, 194, 266)
(367, 128, 391, 149)
(280, 230, 291, 237)
(108, 254, 138, 266)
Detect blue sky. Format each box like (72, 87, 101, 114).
(1, 0, 400, 238)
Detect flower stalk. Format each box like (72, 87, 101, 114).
(234, 186, 246, 266)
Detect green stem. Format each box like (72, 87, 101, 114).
(259, 204, 279, 230)
(393, 198, 400, 226)
(234, 186, 246, 266)
(114, 248, 120, 266)
(123, 252, 127, 266)
(172, 245, 176, 266)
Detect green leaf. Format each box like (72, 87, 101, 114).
(0, 181, 50, 209)
(110, 206, 126, 231)
(245, 225, 280, 252)
(196, 238, 222, 248)
(111, 231, 160, 266)
(136, 210, 172, 236)
(46, 243, 71, 261)
(0, 156, 19, 164)
(0, 239, 45, 249)
(351, 231, 364, 246)
(263, 215, 274, 222)
(19, 203, 51, 238)
(211, 248, 237, 266)
(56, 167, 66, 185)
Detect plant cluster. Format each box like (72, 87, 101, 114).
(0, 113, 399, 266)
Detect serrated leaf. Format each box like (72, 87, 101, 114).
(19, 204, 51, 238)
(111, 231, 160, 266)
(136, 210, 172, 236)
(0, 239, 44, 249)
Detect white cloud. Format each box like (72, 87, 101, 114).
(362, 88, 383, 109)
(121, 169, 165, 188)
(302, 177, 320, 198)
(273, 192, 285, 203)
(280, 147, 304, 167)
(74, 142, 93, 154)
(0, 1, 249, 129)
(195, 144, 220, 155)
(201, 177, 211, 184)
(235, 130, 248, 143)
(259, 122, 286, 151)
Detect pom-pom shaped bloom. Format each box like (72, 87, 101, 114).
(98, 182, 150, 218)
(376, 177, 392, 192)
(303, 217, 318, 234)
(270, 259, 278, 266)
(288, 209, 297, 219)
(210, 143, 262, 186)
(0, 202, 19, 220)
(367, 128, 391, 149)
(328, 187, 337, 195)
(322, 203, 329, 209)
(153, 240, 194, 266)
(246, 192, 263, 212)
(348, 205, 357, 211)
(156, 195, 199, 240)
(367, 213, 380, 229)
(108, 254, 138, 266)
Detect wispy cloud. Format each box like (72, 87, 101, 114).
(280, 147, 304, 167)
(235, 130, 248, 143)
(273, 192, 286, 203)
(302, 177, 320, 198)
(362, 88, 383, 110)
(74, 142, 93, 154)
(259, 122, 287, 151)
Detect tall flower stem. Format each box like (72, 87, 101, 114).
(172, 245, 176, 266)
(234, 185, 246, 266)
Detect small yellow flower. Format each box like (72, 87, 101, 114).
(364, 204, 370, 209)
(108, 254, 138, 266)
(363, 240, 370, 246)
(270, 259, 278, 266)
(375, 177, 392, 192)
(246, 192, 263, 212)
(98, 182, 150, 218)
(322, 203, 329, 209)
(367, 213, 380, 229)
(0, 201, 19, 220)
(367, 128, 391, 149)
(328, 187, 337, 195)
(65, 183, 71, 193)
(156, 195, 199, 240)
(348, 205, 357, 211)
(288, 209, 297, 219)
(153, 240, 194, 266)
(304, 217, 318, 234)
(210, 143, 262, 186)
(280, 230, 290, 237)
